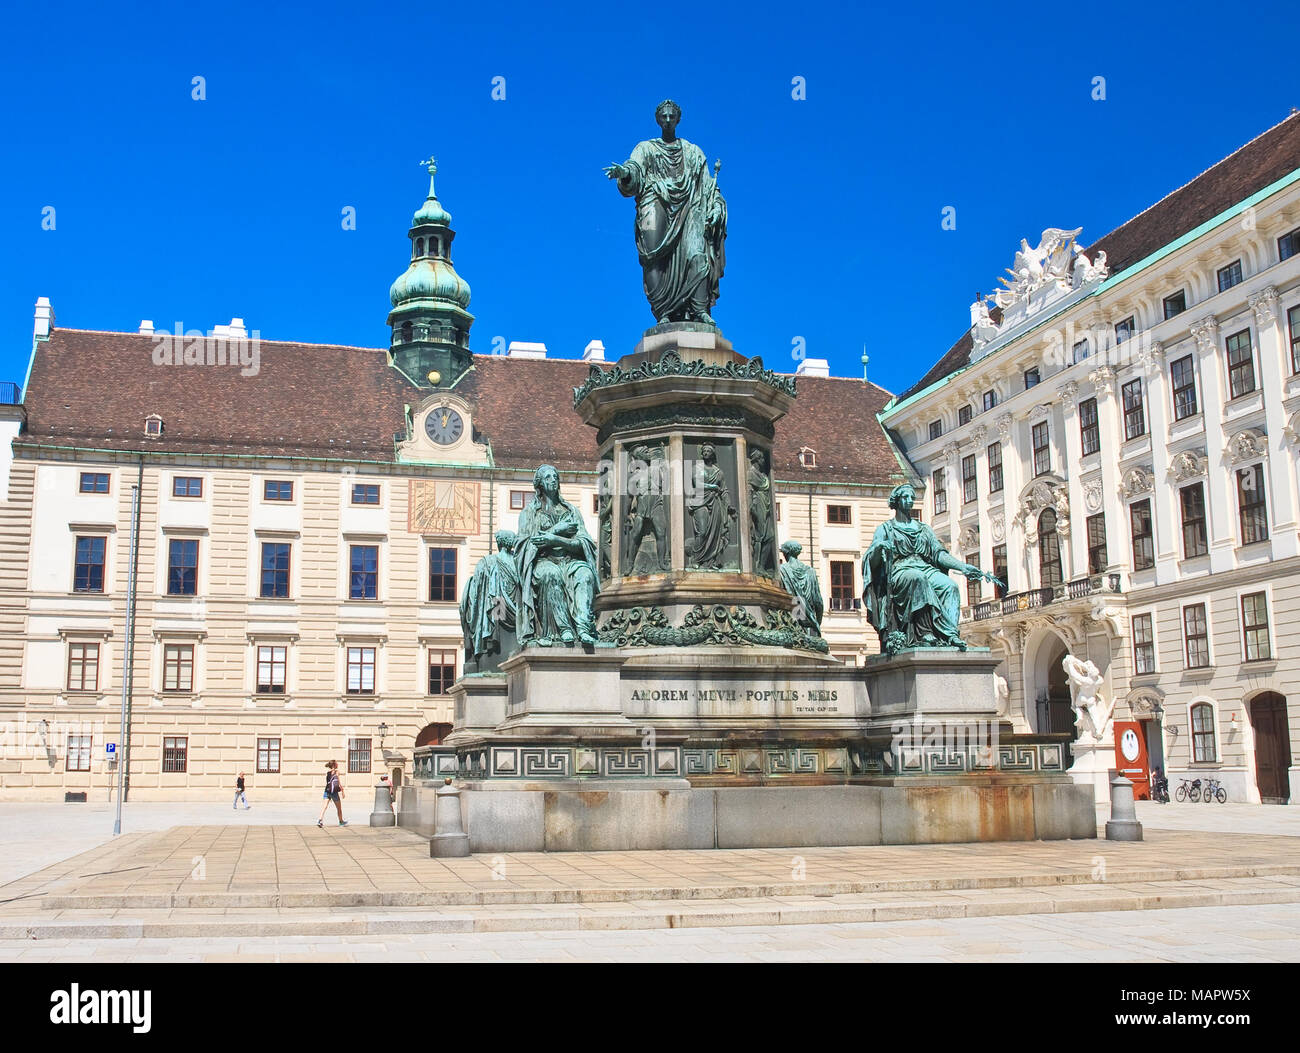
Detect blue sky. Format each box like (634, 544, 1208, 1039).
(2, 0, 1297, 396)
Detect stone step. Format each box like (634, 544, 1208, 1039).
(7, 876, 1300, 940)
(36, 861, 1300, 911)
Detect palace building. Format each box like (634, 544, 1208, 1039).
(881, 112, 1300, 804)
(0, 163, 901, 800)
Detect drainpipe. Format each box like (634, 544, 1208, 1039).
(113, 459, 142, 832)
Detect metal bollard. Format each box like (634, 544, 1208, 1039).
(369, 780, 396, 827)
(1104, 774, 1143, 841)
(430, 778, 471, 857)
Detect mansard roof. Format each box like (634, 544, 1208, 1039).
(17, 329, 902, 486)
(897, 110, 1300, 404)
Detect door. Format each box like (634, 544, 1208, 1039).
(1250, 693, 1291, 803)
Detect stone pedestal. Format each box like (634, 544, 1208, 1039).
(1067, 737, 1116, 807)
(368, 782, 395, 827)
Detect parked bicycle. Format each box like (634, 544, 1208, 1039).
(1174, 777, 1202, 802)
(1202, 776, 1228, 804)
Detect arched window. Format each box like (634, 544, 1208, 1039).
(428, 236, 440, 256)
(1038, 507, 1063, 588)
(415, 237, 424, 256)
(1190, 702, 1218, 762)
(401, 321, 413, 343)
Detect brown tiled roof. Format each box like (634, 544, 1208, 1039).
(17, 329, 900, 485)
(897, 111, 1300, 403)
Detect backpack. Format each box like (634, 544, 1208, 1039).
(327, 771, 341, 795)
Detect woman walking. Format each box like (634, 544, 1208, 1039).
(317, 759, 348, 827)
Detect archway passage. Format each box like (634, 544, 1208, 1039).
(415, 722, 454, 747)
(1032, 638, 1077, 741)
(1250, 693, 1291, 803)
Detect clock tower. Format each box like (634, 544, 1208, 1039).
(387, 158, 475, 388)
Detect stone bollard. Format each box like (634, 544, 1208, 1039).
(430, 778, 471, 857)
(369, 780, 396, 827)
(1104, 774, 1143, 841)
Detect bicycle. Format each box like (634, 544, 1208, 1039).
(1175, 777, 1202, 803)
(1202, 776, 1228, 804)
(1150, 768, 1170, 804)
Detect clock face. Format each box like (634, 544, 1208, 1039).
(425, 407, 464, 446)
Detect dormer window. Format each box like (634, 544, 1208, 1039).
(797, 446, 817, 469)
(144, 414, 163, 437)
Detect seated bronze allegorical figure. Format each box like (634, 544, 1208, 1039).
(516, 464, 601, 647)
(862, 483, 1003, 655)
(459, 530, 520, 673)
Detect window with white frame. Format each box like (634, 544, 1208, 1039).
(66, 734, 92, 772)
(163, 643, 194, 693)
(256, 645, 287, 695)
(67, 642, 100, 692)
(1130, 500, 1155, 571)
(1236, 465, 1268, 544)
(1216, 260, 1242, 292)
(1031, 421, 1050, 476)
(1121, 379, 1145, 440)
(1190, 703, 1217, 762)
(1241, 592, 1272, 661)
(346, 646, 376, 695)
(257, 737, 281, 774)
(1132, 613, 1155, 675)
(1183, 604, 1210, 669)
(1225, 329, 1255, 399)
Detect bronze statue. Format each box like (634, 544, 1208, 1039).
(779, 540, 823, 636)
(863, 483, 1002, 654)
(459, 530, 520, 672)
(685, 442, 736, 569)
(747, 448, 776, 576)
(623, 443, 671, 573)
(605, 100, 727, 325)
(516, 465, 600, 647)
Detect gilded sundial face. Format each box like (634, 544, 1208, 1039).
(424, 406, 464, 446)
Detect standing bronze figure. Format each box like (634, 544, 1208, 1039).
(685, 442, 736, 569)
(605, 100, 727, 325)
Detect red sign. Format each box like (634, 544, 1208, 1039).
(1113, 720, 1150, 800)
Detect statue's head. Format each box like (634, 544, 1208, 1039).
(699, 442, 716, 463)
(780, 539, 802, 561)
(495, 529, 517, 552)
(888, 483, 916, 512)
(533, 464, 560, 499)
(655, 99, 681, 136)
(630, 444, 652, 464)
(749, 448, 766, 469)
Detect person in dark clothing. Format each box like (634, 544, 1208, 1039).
(317, 760, 347, 827)
(233, 772, 250, 810)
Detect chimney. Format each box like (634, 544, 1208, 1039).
(228, 318, 247, 338)
(582, 339, 606, 362)
(507, 341, 547, 359)
(33, 297, 54, 340)
(795, 358, 830, 378)
(138, 320, 155, 335)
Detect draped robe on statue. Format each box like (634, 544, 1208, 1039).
(516, 497, 600, 645)
(780, 559, 824, 636)
(614, 136, 726, 322)
(460, 548, 519, 663)
(863, 518, 964, 651)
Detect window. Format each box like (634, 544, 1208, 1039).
(1280, 227, 1300, 262)
(1190, 703, 1217, 762)
(961, 455, 977, 504)
(1290, 305, 1300, 374)
(1114, 316, 1135, 345)
(263, 479, 293, 502)
(1072, 338, 1090, 364)
(163, 643, 194, 693)
(74, 536, 106, 593)
(1024, 367, 1041, 389)
(1179, 483, 1208, 558)
(429, 649, 457, 695)
(1130, 500, 1154, 571)
(991, 544, 1008, 599)
(1086, 513, 1107, 574)
(1216, 259, 1243, 293)
(348, 737, 372, 774)
(958, 405, 972, 426)
(928, 419, 943, 441)
(1078, 397, 1100, 456)
(429, 547, 457, 602)
(1031, 421, 1050, 476)
(162, 736, 188, 773)
(256, 645, 287, 694)
(826, 504, 852, 525)
(987, 443, 1003, 494)
(349, 545, 378, 599)
(797, 447, 816, 469)
(592, 493, 600, 515)
(260, 542, 290, 598)
(1163, 290, 1186, 319)
(257, 737, 281, 774)
(1121, 379, 1146, 440)
(67, 643, 99, 691)
(965, 552, 981, 607)
(79, 472, 109, 494)
(1038, 507, 1062, 588)
(1236, 465, 1268, 544)
(982, 389, 997, 412)
(172, 476, 202, 498)
(66, 734, 91, 772)
(932, 468, 947, 515)
(346, 646, 376, 695)
(830, 560, 855, 611)
(351, 483, 380, 505)
(1225, 329, 1255, 398)
(1183, 604, 1209, 669)
(1132, 613, 1155, 675)
(1241, 592, 1271, 661)
(167, 539, 198, 595)
(509, 490, 529, 511)
(1171, 355, 1198, 420)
